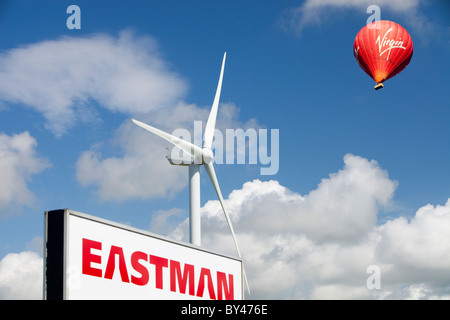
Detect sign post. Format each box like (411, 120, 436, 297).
(44, 209, 243, 300)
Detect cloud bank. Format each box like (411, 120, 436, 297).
(167, 154, 450, 299)
(0, 30, 193, 203)
(2, 153, 450, 299)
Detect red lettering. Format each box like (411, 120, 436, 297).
(196, 267, 216, 300)
(104, 245, 129, 283)
(170, 260, 195, 295)
(149, 255, 168, 289)
(82, 238, 102, 278)
(131, 251, 149, 286)
(80, 238, 236, 299)
(217, 272, 234, 300)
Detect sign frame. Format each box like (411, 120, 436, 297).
(44, 209, 243, 300)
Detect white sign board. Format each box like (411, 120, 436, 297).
(44, 209, 243, 300)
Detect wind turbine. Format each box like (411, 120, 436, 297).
(132, 52, 250, 295)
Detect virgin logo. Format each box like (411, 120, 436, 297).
(375, 27, 406, 60)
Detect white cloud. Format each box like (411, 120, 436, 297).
(75, 132, 187, 202)
(0, 251, 43, 299)
(198, 154, 397, 244)
(282, 0, 425, 37)
(75, 101, 203, 202)
(0, 132, 49, 217)
(376, 199, 450, 285)
(0, 31, 187, 136)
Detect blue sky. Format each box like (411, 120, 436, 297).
(0, 0, 449, 299)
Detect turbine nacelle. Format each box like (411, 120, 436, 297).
(165, 146, 214, 166)
(202, 147, 214, 164)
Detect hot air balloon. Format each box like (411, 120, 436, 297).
(353, 20, 413, 90)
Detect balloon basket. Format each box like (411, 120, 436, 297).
(374, 83, 384, 90)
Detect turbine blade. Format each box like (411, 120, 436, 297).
(203, 52, 226, 150)
(204, 162, 250, 295)
(132, 119, 203, 159)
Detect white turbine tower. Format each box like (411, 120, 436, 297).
(132, 52, 250, 295)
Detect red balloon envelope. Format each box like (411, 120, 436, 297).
(353, 20, 413, 90)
